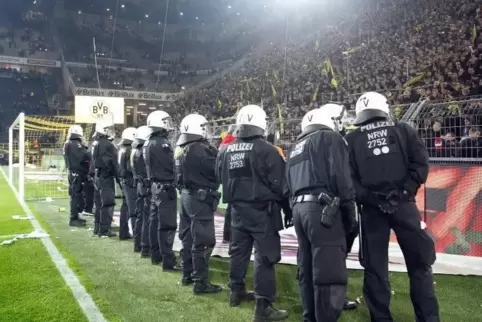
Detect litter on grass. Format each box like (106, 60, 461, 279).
(12, 215, 35, 220)
(0, 231, 50, 246)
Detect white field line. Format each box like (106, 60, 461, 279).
(0, 167, 107, 322)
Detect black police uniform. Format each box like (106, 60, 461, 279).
(92, 134, 118, 237)
(77, 141, 94, 215)
(217, 144, 233, 242)
(176, 133, 222, 293)
(285, 124, 357, 322)
(345, 118, 440, 322)
(80, 172, 95, 214)
(118, 141, 136, 240)
(75, 142, 94, 215)
(144, 129, 178, 269)
(131, 139, 151, 256)
(217, 125, 288, 321)
(63, 136, 90, 226)
(340, 129, 360, 312)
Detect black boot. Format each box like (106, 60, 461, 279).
(253, 299, 288, 322)
(119, 234, 132, 241)
(69, 219, 87, 227)
(230, 291, 255, 307)
(99, 228, 117, 238)
(163, 265, 181, 272)
(92, 223, 100, 237)
(162, 258, 180, 272)
(180, 276, 194, 286)
(193, 282, 222, 295)
(140, 250, 150, 258)
(343, 298, 358, 311)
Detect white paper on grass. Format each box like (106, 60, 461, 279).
(0, 231, 50, 246)
(12, 215, 35, 220)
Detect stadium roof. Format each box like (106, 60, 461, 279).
(63, 0, 272, 25)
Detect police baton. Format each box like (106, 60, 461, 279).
(356, 204, 364, 262)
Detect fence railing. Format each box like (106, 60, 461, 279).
(263, 97, 482, 162)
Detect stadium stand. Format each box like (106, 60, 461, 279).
(0, 68, 52, 138)
(0, 0, 480, 160)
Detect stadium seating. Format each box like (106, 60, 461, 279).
(0, 0, 481, 158)
(0, 68, 51, 138)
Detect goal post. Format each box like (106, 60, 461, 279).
(8, 112, 25, 200)
(8, 112, 77, 201)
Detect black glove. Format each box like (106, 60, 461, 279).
(379, 189, 406, 214)
(341, 202, 358, 235)
(115, 177, 123, 191)
(403, 179, 419, 196)
(284, 212, 293, 229)
(385, 189, 401, 201)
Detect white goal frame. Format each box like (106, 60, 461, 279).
(8, 112, 25, 200)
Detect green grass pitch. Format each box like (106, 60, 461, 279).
(2, 172, 482, 321)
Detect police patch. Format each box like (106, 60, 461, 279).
(289, 139, 307, 158)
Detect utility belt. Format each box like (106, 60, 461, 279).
(120, 176, 135, 187)
(151, 179, 173, 185)
(95, 168, 114, 178)
(292, 194, 318, 203)
(152, 180, 176, 200)
(68, 170, 85, 178)
(182, 188, 221, 211)
(293, 192, 340, 228)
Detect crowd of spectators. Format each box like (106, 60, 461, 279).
(56, 14, 248, 92)
(0, 4, 57, 61)
(1, 0, 482, 159)
(173, 0, 482, 157)
(0, 67, 51, 139)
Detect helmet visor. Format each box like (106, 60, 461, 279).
(163, 116, 174, 131)
(202, 121, 214, 139)
(105, 126, 116, 139)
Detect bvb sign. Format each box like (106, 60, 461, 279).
(90, 101, 110, 120)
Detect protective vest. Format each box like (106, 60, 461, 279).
(131, 147, 147, 181)
(286, 130, 329, 197)
(352, 121, 408, 192)
(118, 146, 132, 179)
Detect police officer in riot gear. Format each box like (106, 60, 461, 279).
(80, 175, 95, 216)
(63, 125, 90, 227)
(217, 105, 288, 321)
(75, 129, 94, 218)
(176, 114, 222, 294)
(346, 92, 440, 322)
(284, 105, 358, 322)
(336, 109, 360, 312)
(92, 119, 118, 238)
(71, 129, 94, 217)
(131, 126, 152, 256)
(219, 124, 236, 243)
(118, 127, 137, 240)
(144, 110, 178, 270)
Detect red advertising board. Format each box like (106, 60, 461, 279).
(414, 163, 482, 257)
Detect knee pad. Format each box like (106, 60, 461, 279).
(258, 251, 281, 267)
(313, 245, 347, 285)
(100, 190, 115, 207)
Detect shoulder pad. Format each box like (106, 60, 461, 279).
(162, 142, 172, 151)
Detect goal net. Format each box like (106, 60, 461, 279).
(8, 113, 94, 201)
